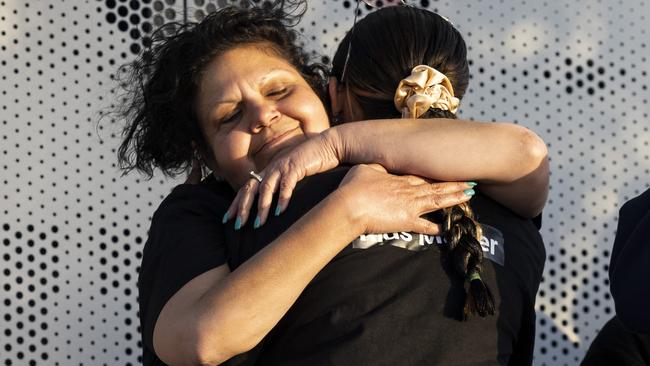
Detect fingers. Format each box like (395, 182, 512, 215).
(425, 181, 476, 195)
(224, 189, 242, 227)
(225, 170, 301, 229)
(235, 178, 259, 229)
(275, 170, 298, 216)
(225, 164, 303, 229)
(412, 218, 441, 236)
(419, 187, 474, 214)
(257, 171, 281, 227)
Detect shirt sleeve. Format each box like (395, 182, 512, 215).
(609, 188, 650, 333)
(138, 183, 232, 354)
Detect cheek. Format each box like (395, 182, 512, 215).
(212, 132, 253, 173)
(283, 92, 330, 133)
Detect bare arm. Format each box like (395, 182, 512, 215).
(155, 189, 362, 365)
(231, 118, 548, 225)
(330, 118, 549, 218)
(153, 166, 473, 365)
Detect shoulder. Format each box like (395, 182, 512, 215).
(610, 188, 650, 332)
(152, 174, 235, 222)
(139, 175, 234, 355)
(611, 188, 650, 268)
(143, 174, 234, 269)
(619, 188, 650, 220)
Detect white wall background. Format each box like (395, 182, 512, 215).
(1, 0, 648, 365)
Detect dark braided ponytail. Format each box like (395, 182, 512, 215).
(442, 199, 495, 318)
(423, 110, 495, 319)
(331, 5, 495, 318)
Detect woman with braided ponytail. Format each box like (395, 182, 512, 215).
(127, 2, 547, 365)
(227, 5, 547, 364)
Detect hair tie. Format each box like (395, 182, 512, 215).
(394, 65, 460, 118)
(466, 271, 482, 282)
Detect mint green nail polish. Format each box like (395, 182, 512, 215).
(274, 205, 282, 216)
(253, 216, 261, 229)
(464, 189, 476, 196)
(466, 181, 478, 187)
(222, 212, 229, 224)
(234, 217, 242, 230)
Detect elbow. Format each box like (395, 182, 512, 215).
(189, 334, 238, 366)
(170, 338, 231, 366)
(519, 127, 548, 171)
(191, 342, 229, 366)
(191, 325, 263, 366)
(156, 326, 238, 366)
(521, 128, 550, 217)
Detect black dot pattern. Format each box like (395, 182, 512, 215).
(103, 0, 155, 55)
(1, 1, 649, 365)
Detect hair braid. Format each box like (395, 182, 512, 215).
(441, 203, 496, 319)
(422, 109, 496, 319)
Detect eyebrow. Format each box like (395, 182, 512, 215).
(210, 68, 294, 107)
(202, 68, 295, 126)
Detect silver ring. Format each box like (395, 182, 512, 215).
(249, 171, 263, 183)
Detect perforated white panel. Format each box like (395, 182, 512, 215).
(2, 1, 648, 365)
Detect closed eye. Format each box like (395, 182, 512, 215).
(267, 87, 288, 98)
(220, 109, 241, 124)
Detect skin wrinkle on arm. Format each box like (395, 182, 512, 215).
(330, 118, 549, 218)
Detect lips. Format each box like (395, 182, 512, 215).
(256, 127, 301, 157)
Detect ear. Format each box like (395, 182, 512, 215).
(328, 76, 343, 117)
(192, 140, 218, 172)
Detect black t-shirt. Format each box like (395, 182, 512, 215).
(139, 168, 545, 366)
(581, 316, 650, 365)
(609, 188, 650, 333)
(226, 168, 546, 366)
(138, 177, 236, 366)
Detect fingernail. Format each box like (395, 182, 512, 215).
(253, 216, 261, 229)
(464, 189, 476, 196)
(222, 212, 229, 224)
(466, 181, 478, 187)
(234, 217, 242, 230)
(274, 205, 282, 216)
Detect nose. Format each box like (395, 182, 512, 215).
(248, 99, 281, 133)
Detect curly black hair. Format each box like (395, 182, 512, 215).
(114, 0, 327, 178)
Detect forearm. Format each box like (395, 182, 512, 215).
(192, 190, 362, 364)
(331, 118, 543, 182)
(328, 119, 549, 217)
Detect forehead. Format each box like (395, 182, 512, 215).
(195, 44, 305, 116)
(200, 44, 301, 92)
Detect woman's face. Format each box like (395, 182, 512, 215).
(195, 44, 330, 189)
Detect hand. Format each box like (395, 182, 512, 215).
(225, 133, 341, 228)
(336, 164, 475, 235)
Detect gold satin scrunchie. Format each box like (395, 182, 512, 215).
(394, 65, 460, 118)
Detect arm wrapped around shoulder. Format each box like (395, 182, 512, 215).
(329, 118, 550, 218)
